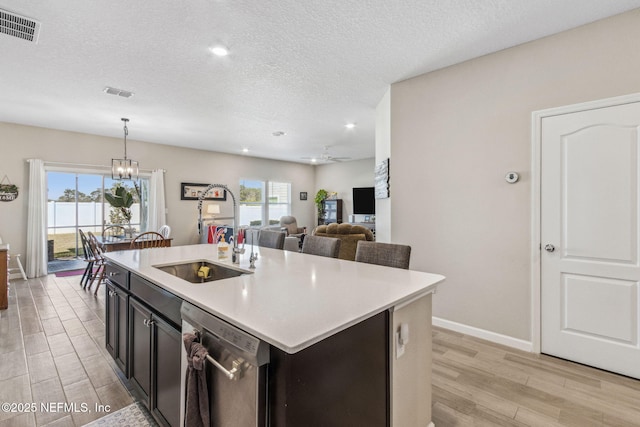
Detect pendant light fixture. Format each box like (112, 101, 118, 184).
(111, 118, 139, 180)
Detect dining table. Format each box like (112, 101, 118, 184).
(97, 235, 173, 252)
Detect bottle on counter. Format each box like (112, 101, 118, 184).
(218, 234, 230, 260)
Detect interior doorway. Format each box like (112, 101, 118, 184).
(534, 93, 640, 379)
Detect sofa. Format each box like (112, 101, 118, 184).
(312, 223, 375, 260)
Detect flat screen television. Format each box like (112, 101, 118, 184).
(353, 187, 375, 214)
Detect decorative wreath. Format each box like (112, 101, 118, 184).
(0, 175, 18, 202)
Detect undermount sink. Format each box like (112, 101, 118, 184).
(154, 260, 252, 283)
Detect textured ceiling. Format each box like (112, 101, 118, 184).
(1, 0, 639, 164)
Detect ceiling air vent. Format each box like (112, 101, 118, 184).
(0, 9, 40, 43)
(103, 87, 135, 98)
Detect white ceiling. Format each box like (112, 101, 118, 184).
(1, 1, 639, 164)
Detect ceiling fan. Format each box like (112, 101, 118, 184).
(302, 146, 351, 163)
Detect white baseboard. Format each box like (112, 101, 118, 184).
(432, 317, 533, 353)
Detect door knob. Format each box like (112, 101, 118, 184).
(544, 244, 555, 252)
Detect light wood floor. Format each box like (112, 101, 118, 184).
(432, 326, 640, 426)
(0, 274, 134, 427)
(3, 275, 640, 426)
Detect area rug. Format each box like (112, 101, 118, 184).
(82, 401, 158, 426)
(48, 258, 87, 273)
(54, 268, 89, 277)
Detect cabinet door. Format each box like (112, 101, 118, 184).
(322, 200, 343, 224)
(105, 283, 117, 358)
(334, 199, 343, 223)
(152, 316, 182, 427)
(129, 298, 152, 405)
(115, 291, 129, 375)
(322, 200, 333, 224)
(105, 283, 130, 376)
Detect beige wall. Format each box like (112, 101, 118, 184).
(389, 9, 640, 341)
(0, 122, 316, 258)
(314, 158, 375, 225)
(375, 89, 391, 243)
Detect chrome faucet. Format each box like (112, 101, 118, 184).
(197, 184, 245, 264)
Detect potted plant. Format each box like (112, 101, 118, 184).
(315, 189, 328, 224)
(105, 185, 136, 237)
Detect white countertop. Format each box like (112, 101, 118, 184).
(104, 244, 444, 353)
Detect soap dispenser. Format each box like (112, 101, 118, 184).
(217, 234, 230, 260)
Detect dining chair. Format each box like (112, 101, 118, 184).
(86, 231, 106, 294)
(354, 241, 412, 269)
(157, 224, 171, 238)
(130, 231, 168, 249)
(257, 230, 285, 250)
(78, 229, 96, 288)
(103, 225, 126, 239)
(0, 236, 27, 281)
(301, 235, 341, 258)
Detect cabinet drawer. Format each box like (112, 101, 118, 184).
(130, 274, 181, 328)
(105, 262, 129, 290)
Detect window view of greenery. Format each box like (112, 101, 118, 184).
(239, 180, 290, 227)
(240, 180, 265, 226)
(47, 172, 144, 261)
(268, 181, 290, 225)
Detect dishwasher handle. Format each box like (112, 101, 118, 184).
(205, 353, 244, 381)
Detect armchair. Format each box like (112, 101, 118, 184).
(279, 216, 306, 238)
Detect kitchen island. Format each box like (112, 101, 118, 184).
(104, 244, 444, 427)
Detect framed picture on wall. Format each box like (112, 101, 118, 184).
(300, 191, 308, 200)
(374, 158, 390, 199)
(181, 183, 227, 201)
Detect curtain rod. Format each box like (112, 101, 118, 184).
(31, 160, 165, 174)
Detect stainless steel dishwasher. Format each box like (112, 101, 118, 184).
(180, 301, 270, 427)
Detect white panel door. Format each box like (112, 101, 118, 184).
(541, 101, 640, 379)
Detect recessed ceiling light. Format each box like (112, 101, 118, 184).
(311, 158, 317, 163)
(210, 46, 229, 57)
(242, 148, 249, 153)
(345, 123, 356, 129)
(272, 131, 286, 137)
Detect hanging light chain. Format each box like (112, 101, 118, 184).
(122, 118, 129, 160)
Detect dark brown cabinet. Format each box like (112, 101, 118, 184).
(105, 263, 130, 375)
(105, 263, 181, 427)
(269, 311, 389, 426)
(105, 281, 128, 375)
(127, 278, 181, 427)
(320, 199, 343, 225)
(152, 316, 182, 427)
(129, 298, 152, 404)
